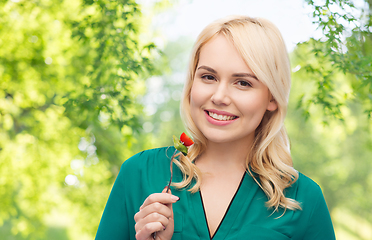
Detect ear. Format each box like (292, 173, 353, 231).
(267, 97, 278, 112)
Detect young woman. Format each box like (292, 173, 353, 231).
(96, 16, 336, 240)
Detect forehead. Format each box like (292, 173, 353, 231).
(197, 34, 252, 74)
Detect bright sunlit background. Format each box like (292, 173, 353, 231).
(145, 0, 319, 51)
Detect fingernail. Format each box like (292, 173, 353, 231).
(171, 195, 180, 201)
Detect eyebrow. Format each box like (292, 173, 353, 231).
(197, 66, 217, 74)
(197, 65, 259, 81)
(232, 73, 258, 81)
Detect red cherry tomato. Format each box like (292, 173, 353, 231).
(180, 132, 194, 147)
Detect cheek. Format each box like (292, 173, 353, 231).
(189, 88, 197, 109)
(189, 81, 205, 108)
(189, 85, 198, 118)
(234, 93, 270, 116)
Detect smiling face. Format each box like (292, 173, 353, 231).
(189, 34, 277, 146)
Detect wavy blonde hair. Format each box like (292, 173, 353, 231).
(173, 15, 301, 211)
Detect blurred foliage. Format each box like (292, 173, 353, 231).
(299, 0, 372, 120)
(0, 0, 163, 239)
(139, 36, 195, 147)
(289, 43, 372, 239)
(289, 0, 372, 239)
(1, 0, 372, 239)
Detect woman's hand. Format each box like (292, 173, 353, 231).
(134, 188, 179, 240)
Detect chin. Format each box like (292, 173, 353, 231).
(201, 129, 254, 145)
(203, 133, 236, 144)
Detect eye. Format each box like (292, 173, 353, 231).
(237, 80, 252, 87)
(201, 74, 216, 81)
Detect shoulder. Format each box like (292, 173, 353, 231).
(288, 171, 327, 214)
(291, 173, 336, 239)
(118, 146, 175, 181)
(295, 172, 323, 197)
(122, 146, 174, 168)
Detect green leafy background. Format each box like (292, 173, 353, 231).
(0, 0, 371, 239)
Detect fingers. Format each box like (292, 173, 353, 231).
(134, 201, 172, 227)
(139, 192, 179, 210)
(135, 221, 164, 240)
(134, 192, 178, 225)
(135, 210, 169, 232)
(162, 187, 171, 194)
(134, 191, 179, 240)
(135, 219, 169, 240)
(135, 219, 166, 240)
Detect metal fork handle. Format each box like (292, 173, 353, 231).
(153, 149, 178, 239)
(165, 149, 178, 193)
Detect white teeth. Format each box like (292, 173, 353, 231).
(208, 112, 235, 121)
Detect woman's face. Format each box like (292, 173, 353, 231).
(189, 34, 277, 145)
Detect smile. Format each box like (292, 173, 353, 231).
(206, 111, 238, 121)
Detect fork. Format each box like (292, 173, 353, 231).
(152, 149, 178, 239)
(165, 149, 178, 193)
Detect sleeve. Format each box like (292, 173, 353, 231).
(94, 147, 177, 239)
(95, 160, 133, 240)
(302, 186, 336, 240)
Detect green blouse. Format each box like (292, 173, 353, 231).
(95, 147, 335, 240)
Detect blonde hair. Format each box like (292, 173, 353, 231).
(173, 15, 301, 211)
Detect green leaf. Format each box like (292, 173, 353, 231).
(172, 135, 188, 156)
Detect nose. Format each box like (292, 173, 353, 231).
(211, 82, 231, 106)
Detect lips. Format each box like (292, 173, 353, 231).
(204, 110, 238, 122)
(206, 111, 237, 121)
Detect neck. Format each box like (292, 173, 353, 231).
(196, 137, 253, 174)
